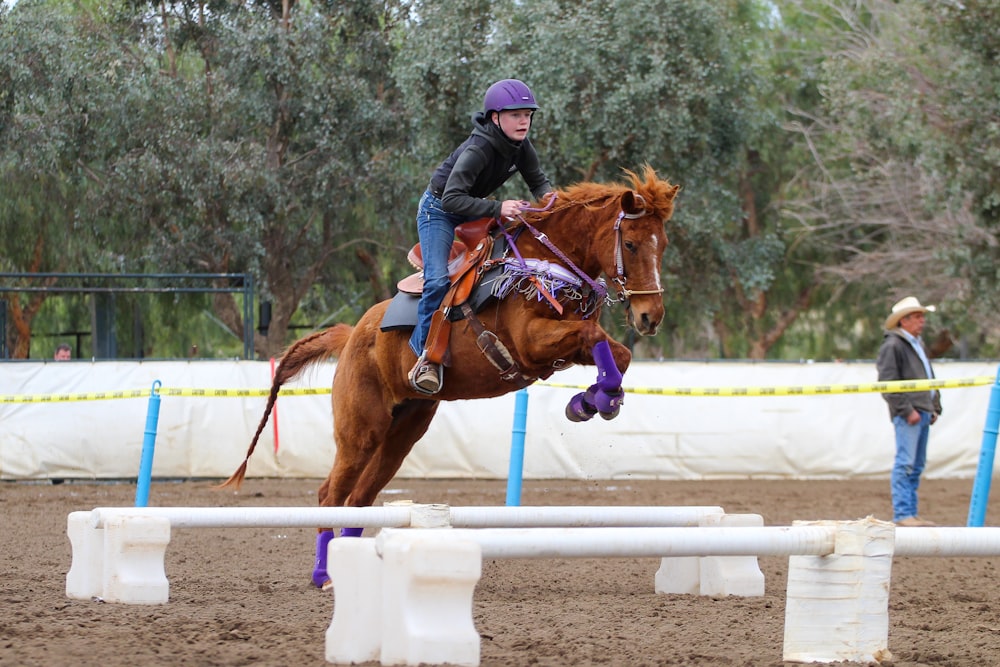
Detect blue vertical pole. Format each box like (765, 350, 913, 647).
(135, 380, 162, 508)
(505, 388, 529, 506)
(967, 367, 1000, 526)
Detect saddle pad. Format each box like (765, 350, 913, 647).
(380, 291, 420, 332)
(378, 235, 509, 332)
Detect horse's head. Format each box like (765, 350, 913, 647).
(522, 166, 680, 336)
(601, 167, 680, 336)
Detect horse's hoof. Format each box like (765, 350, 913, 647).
(565, 392, 597, 422)
(311, 571, 328, 588)
(599, 406, 621, 420)
(321, 579, 334, 591)
(594, 388, 624, 417)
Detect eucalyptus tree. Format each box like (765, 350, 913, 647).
(395, 0, 799, 358)
(777, 0, 1000, 358)
(0, 0, 124, 357)
(80, 0, 411, 358)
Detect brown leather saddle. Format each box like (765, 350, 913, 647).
(396, 217, 498, 295)
(399, 217, 499, 366)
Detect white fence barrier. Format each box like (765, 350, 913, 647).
(64, 505, 1000, 665)
(7, 359, 998, 480)
(66, 504, 728, 603)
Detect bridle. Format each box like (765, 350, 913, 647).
(610, 194, 665, 301)
(509, 192, 663, 305)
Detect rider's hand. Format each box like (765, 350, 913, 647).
(500, 199, 526, 219)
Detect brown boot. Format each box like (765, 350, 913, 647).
(408, 355, 442, 395)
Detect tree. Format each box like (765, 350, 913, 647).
(0, 0, 118, 357)
(89, 0, 414, 358)
(396, 0, 787, 357)
(776, 0, 1000, 358)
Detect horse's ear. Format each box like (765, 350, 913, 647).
(620, 190, 648, 216)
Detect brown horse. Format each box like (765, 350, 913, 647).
(221, 165, 680, 587)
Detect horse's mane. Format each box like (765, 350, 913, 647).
(536, 164, 679, 222)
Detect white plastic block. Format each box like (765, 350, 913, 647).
(66, 511, 105, 600)
(102, 515, 171, 604)
(783, 518, 895, 664)
(379, 530, 482, 666)
(325, 537, 383, 664)
(409, 503, 451, 528)
(699, 513, 766, 597)
(654, 556, 701, 595)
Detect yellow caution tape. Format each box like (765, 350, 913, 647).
(0, 389, 150, 404)
(0, 386, 331, 404)
(538, 375, 997, 397)
(1, 375, 995, 404)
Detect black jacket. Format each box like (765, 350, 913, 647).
(876, 329, 943, 420)
(429, 111, 552, 219)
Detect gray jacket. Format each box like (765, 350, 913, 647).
(876, 329, 943, 420)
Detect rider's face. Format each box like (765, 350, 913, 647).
(494, 109, 533, 142)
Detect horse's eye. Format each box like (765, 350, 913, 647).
(624, 240, 637, 253)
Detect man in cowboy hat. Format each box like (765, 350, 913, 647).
(876, 296, 943, 527)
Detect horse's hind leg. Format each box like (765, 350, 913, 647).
(344, 399, 440, 508)
(311, 399, 438, 589)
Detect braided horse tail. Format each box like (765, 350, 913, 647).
(218, 324, 353, 489)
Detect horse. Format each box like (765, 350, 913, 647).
(221, 165, 680, 588)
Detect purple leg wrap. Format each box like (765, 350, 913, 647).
(311, 530, 335, 588)
(340, 527, 363, 538)
(592, 340, 623, 392)
(566, 388, 598, 422)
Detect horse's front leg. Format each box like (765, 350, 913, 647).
(565, 339, 629, 421)
(521, 320, 631, 422)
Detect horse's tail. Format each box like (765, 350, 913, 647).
(217, 324, 354, 490)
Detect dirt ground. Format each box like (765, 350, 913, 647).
(1, 476, 998, 667)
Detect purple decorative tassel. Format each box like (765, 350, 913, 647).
(311, 530, 336, 588)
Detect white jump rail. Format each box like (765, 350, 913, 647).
(66, 507, 1000, 665)
(327, 520, 1000, 666)
(83, 504, 726, 529)
(66, 503, 736, 606)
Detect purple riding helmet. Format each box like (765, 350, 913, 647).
(483, 79, 540, 115)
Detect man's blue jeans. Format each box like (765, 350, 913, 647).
(890, 411, 931, 522)
(408, 190, 468, 357)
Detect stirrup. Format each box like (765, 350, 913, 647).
(408, 356, 442, 395)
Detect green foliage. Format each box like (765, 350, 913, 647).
(4, 0, 1000, 360)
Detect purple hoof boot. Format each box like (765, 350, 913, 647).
(566, 390, 598, 422)
(595, 388, 624, 420)
(340, 527, 363, 538)
(311, 530, 335, 589)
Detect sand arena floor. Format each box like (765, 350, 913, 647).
(2, 476, 999, 666)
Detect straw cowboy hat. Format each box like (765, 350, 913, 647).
(885, 296, 936, 330)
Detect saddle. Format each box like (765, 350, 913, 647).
(396, 217, 498, 295)
(400, 217, 499, 367)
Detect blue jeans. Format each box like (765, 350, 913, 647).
(890, 411, 931, 522)
(408, 190, 469, 357)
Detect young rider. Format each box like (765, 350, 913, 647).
(408, 78, 553, 394)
